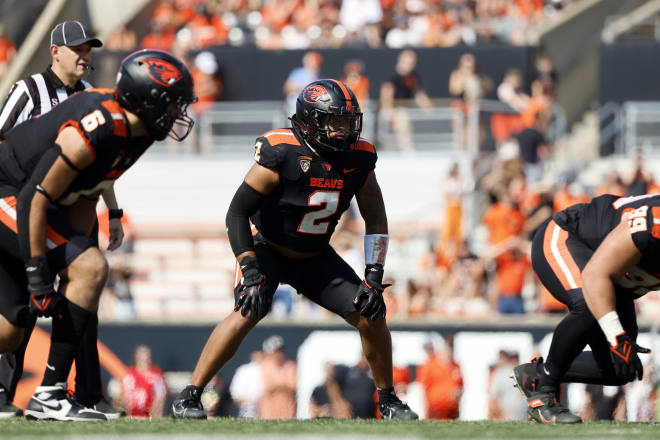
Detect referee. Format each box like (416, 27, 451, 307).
(0, 20, 125, 419)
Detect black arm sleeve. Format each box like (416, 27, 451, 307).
(226, 181, 265, 257)
(17, 147, 61, 262)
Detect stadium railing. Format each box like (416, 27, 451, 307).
(175, 99, 473, 155)
(621, 101, 660, 153)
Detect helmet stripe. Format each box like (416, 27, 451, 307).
(329, 79, 354, 110)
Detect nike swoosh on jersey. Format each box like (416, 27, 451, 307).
(343, 168, 357, 174)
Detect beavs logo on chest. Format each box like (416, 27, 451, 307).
(309, 177, 344, 189)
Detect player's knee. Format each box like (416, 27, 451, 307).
(69, 248, 109, 289)
(355, 313, 387, 334)
(230, 309, 261, 331)
(569, 299, 595, 320)
(0, 322, 24, 354)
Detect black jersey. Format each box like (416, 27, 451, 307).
(251, 128, 377, 253)
(0, 88, 152, 205)
(554, 193, 660, 296)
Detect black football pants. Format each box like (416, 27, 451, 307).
(531, 218, 638, 390)
(0, 218, 102, 404)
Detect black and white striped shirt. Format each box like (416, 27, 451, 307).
(0, 67, 91, 138)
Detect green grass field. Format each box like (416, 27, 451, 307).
(1, 418, 660, 439)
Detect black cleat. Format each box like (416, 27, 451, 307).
(25, 383, 107, 421)
(89, 396, 126, 419)
(379, 395, 419, 420)
(0, 388, 22, 419)
(527, 390, 581, 424)
(171, 385, 207, 419)
(512, 356, 543, 398)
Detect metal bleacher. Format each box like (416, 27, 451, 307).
(621, 101, 660, 153)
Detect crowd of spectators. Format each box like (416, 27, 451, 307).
(0, 1, 577, 58)
(183, 333, 465, 420)
(117, 0, 574, 53)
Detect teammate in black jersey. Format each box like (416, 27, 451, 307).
(172, 79, 418, 420)
(0, 20, 125, 419)
(512, 194, 659, 424)
(0, 49, 195, 421)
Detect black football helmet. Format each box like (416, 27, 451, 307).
(292, 79, 362, 152)
(115, 49, 196, 141)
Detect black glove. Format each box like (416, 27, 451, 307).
(609, 333, 651, 382)
(354, 264, 391, 321)
(25, 257, 62, 318)
(234, 257, 270, 320)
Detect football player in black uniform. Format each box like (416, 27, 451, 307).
(0, 49, 195, 421)
(172, 79, 418, 420)
(512, 194, 658, 424)
(0, 20, 125, 419)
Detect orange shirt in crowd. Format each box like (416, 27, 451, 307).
(520, 98, 549, 128)
(0, 37, 16, 64)
(417, 354, 463, 420)
(496, 253, 530, 297)
(140, 31, 176, 51)
(482, 202, 526, 245)
(393, 365, 411, 387)
(341, 74, 370, 107)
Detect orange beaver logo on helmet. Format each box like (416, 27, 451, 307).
(302, 84, 330, 103)
(142, 58, 183, 87)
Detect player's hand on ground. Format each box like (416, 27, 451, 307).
(609, 333, 651, 381)
(25, 257, 63, 317)
(354, 264, 391, 321)
(107, 218, 124, 251)
(235, 257, 270, 320)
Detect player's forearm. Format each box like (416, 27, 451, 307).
(226, 181, 264, 258)
(582, 270, 617, 320)
(101, 183, 118, 210)
(28, 194, 49, 258)
(357, 176, 388, 234)
(583, 269, 624, 346)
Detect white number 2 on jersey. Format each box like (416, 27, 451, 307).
(298, 191, 340, 234)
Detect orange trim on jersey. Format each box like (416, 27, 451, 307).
(0, 195, 66, 249)
(45, 225, 67, 249)
(263, 130, 301, 147)
(101, 100, 128, 137)
(58, 120, 96, 160)
(0, 196, 17, 233)
(352, 139, 376, 153)
(542, 220, 583, 291)
(86, 88, 115, 95)
(330, 79, 354, 110)
(652, 207, 660, 239)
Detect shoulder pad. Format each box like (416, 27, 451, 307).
(260, 129, 301, 147)
(351, 138, 376, 154)
(255, 129, 300, 169)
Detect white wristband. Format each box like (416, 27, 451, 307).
(598, 311, 625, 346)
(364, 234, 388, 265)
